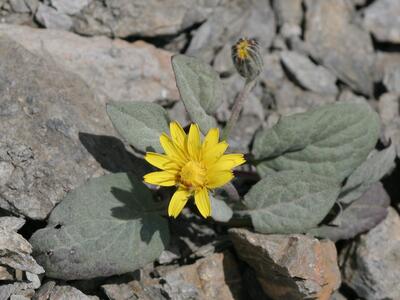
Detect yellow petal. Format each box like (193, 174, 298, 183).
(168, 187, 191, 218)
(202, 128, 219, 152)
(206, 171, 234, 189)
(202, 141, 228, 165)
(143, 171, 178, 186)
(194, 187, 211, 218)
(144, 152, 180, 170)
(208, 154, 245, 172)
(187, 123, 201, 160)
(170, 121, 187, 151)
(160, 133, 187, 163)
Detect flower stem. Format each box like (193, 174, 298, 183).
(222, 78, 257, 140)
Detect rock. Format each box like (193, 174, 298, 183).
(341, 207, 400, 300)
(35, 285, 99, 300)
(0, 24, 179, 104)
(102, 252, 244, 300)
(280, 51, 338, 95)
(36, 0, 221, 38)
(272, 0, 303, 38)
(35, 3, 73, 30)
(9, 0, 31, 13)
(0, 227, 44, 274)
(50, 0, 91, 15)
(305, 0, 374, 95)
(187, 0, 275, 72)
(379, 93, 399, 125)
(260, 52, 285, 92)
(10, 295, 31, 300)
(0, 216, 25, 231)
(0, 34, 150, 219)
(274, 80, 336, 115)
(383, 64, 400, 94)
(0, 265, 13, 280)
(338, 89, 368, 104)
(374, 52, 400, 82)
(363, 0, 400, 43)
(229, 228, 341, 300)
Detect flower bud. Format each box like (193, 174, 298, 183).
(231, 38, 263, 80)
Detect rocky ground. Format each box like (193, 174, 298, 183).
(1, 0, 400, 299)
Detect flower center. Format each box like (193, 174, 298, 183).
(180, 161, 206, 189)
(236, 39, 250, 60)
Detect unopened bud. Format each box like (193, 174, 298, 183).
(231, 38, 263, 80)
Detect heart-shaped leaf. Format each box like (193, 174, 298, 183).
(30, 173, 169, 280)
(309, 182, 390, 241)
(172, 54, 222, 133)
(242, 170, 340, 234)
(253, 103, 380, 182)
(106, 101, 169, 153)
(339, 143, 396, 204)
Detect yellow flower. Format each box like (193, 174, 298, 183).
(143, 121, 245, 218)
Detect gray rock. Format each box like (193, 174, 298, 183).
(72, 0, 220, 38)
(305, 0, 374, 95)
(0, 227, 44, 274)
(280, 51, 338, 95)
(0, 216, 25, 231)
(229, 228, 341, 300)
(35, 3, 73, 30)
(0, 34, 149, 219)
(338, 89, 368, 104)
(50, 0, 91, 15)
(363, 0, 400, 43)
(379, 93, 400, 157)
(10, 295, 31, 300)
(383, 64, 400, 94)
(341, 208, 400, 300)
(275, 80, 336, 116)
(45, 286, 99, 300)
(260, 52, 285, 92)
(0, 24, 179, 105)
(374, 52, 400, 82)
(9, 0, 31, 13)
(272, 0, 302, 38)
(187, 0, 275, 72)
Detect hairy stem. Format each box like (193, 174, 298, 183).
(222, 78, 257, 140)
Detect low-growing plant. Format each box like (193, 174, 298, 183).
(30, 38, 395, 280)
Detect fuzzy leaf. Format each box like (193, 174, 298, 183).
(106, 101, 169, 153)
(309, 182, 389, 241)
(253, 103, 380, 182)
(172, 54, 221, 133)
(210, 196, 233, 223)
(339, 143, 396, 204)
(242, 170, 341, 234)
(30, 173, 169, 280)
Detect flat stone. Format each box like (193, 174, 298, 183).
(0, 272, 39, 299)
(280, 51, 338, 95)
(0, 24, 178, 104)
(305, 0, 374, 95)
(9, 0, 31, 13)
(70, 0, 220, 38)
(44, 285, 99, 300)
(363, 0, 400, 43)
(229, 228, 341, 300)
(272, 0, 302, 38)
(383, 64, 400, 94)
(35, 4, 73, 31)
(374, 52, 400, 82)
(0, 227, 44, 274)
(379, 93, 399, 126)
(0, 31, 156, 219)
(341, 207, 400, 300)
(0, 216, 25, 231)
(50, 0, 91, 15)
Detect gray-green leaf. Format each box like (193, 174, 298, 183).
(253, 103, 380, 182)
(30, 173, 169, 280)
(339, 143, 396, 204)
(242, 170, 340, 234)
(106, 101, 169, 153)
(172, 54, 221, 133)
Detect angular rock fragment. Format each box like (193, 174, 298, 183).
(0, 216, 25, 232)
(341, 208, 400, 300)
(34, 284, 99, 300)
(383, 64, 400, 94)
(363, 0, 400, 43)
(0, 34, 149, 219)
(280, 51, 338, 95)
(272, 0, 303, 38)
(305, 0, 374, 95)
(0, 24, 179, 104)
(229, 228, 341, 300)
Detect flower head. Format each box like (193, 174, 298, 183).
(143, 121, 245, 218)
(232, 38, 263, 80)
